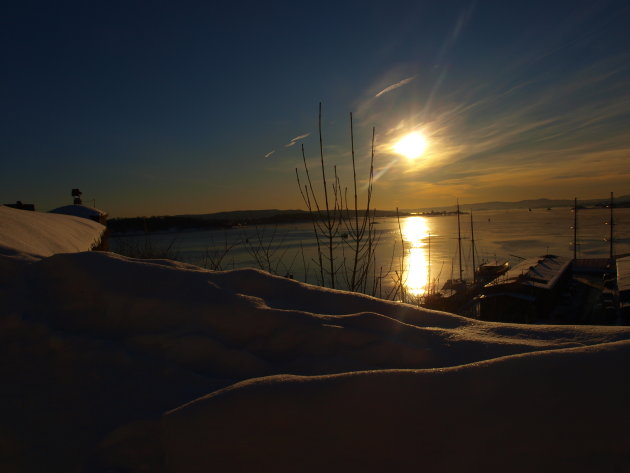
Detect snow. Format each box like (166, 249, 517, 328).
(617, 256, 630, 294)
(0, 204, 105, 261)
(487, 254, 571, 289)
(164, 341, 630, 473)
(1, 209, 629, 471)
(49, 203, 108, 220)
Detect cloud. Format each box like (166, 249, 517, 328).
(285, 133, 311, 148)
(264, 150, 275, 158)
(370, 68, 630, 198)
(374, 77, 415, 98)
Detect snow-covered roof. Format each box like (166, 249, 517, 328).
(49, 204, 108, 219)
(486, 255, 570, 290)
(573, 258, 613, 273)
(617, 256, 630, 294)
(0, 204, 105, 261)
(479, 292, 537, 302)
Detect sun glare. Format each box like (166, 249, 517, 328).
(401, 216, 431, 296)
(393, 132, 428, 160)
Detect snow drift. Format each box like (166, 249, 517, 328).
(164, 341, 630, 473)
(0, 204, 105, 261)
(1, 208, 629, 472)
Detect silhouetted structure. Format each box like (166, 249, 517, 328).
(4, 201, 35, 211)
(72, 188, 83, 205)
(617, 256, 630, 321)
(478, 255, 572, 323)
(50, 204, 108, 225)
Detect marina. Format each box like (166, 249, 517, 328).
(110, 203, 630, 325)
(423, 196, 629, 325)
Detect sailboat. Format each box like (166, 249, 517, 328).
(422, 201, 468, 311)
(423, 203, 509, 313)
(469, 208, 510, 284)
(476, 261, 510, 283)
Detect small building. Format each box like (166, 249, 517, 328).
(49, 204, 109, 251)
(573, 258, 614, 276)
(72, 188, 83, 205)
(4, 201, 35, 211)
(49, 204, 108, 225)
(478, 255, 572, 323)
(617, 256, 630, 321)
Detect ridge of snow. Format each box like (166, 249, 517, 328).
(49, 204, 108, 219)
(2, 244, 629, 470)
(164, 339, 630, 473)
(0, 204, 105, 261)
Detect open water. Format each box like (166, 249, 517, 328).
(110, 207, 630, 298)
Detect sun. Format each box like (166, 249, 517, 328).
(393, 132, 428, 160)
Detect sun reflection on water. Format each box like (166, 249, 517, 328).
(401, 216, 431, 296)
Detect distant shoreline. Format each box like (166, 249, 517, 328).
(108, 204, 630, 235)
(107, 209, 409, 234)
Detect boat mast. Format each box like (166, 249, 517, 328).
(450, 259, 454, 296)
(457, 199, 463, 282)
(470, 209, 476, 284)
(610, 191, 614, 259)
(573, 197, 577, 260)
(427, 231, 431, 294)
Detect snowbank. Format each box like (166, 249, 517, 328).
(0, 204, 105, 261)
(49, 204, 107, 222)
(1, 238, 629, 470)
(164, 340, 630, 473)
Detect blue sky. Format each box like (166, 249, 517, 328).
(2, 0, 629, 216)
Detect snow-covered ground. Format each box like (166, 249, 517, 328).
(1, 205, 629, 472)
(0, 205, 105, 261)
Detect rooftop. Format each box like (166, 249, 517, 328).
(486, 255, 571, 291)
(617, 256, 630, 294)
(50, 204, 108, 220)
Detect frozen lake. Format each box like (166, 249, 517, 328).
(110, 207, 630, 298)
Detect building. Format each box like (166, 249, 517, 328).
(4, 201, 35, 211)
(478, 255, 572, 323)
(49, 204, 108, 225)
(617, 256, 630, 321)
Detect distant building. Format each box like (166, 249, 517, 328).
(617, 256, 630, 320)
(49, 204, 108, 225)
(572, 258, 614, 275)
(478, 255, 572, 323)
(49, 203, 109, 251)
(72, 188, 83, 205)
(4, 201, 35, 211)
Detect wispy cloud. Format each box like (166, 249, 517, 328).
(264, 150, 275, 158)
(285, 133, 311, 147)
(347, 7, 630, 208)
(375, 77, 415, 98)
(364, 53, 630, 207)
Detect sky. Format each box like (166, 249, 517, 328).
(2, 0, 629, 217)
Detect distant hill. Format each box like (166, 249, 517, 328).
(181, 209, 308, 221)
(405, 195, 630, 213)
(110, 196, 630, 233)
(181, 209, 407, 221)
(109, 209, 409, 234)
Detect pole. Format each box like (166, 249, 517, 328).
(457, 199, 463, 282)
(610, 192, 614, 259)
(427, 231, 431, 294)
(573, 197, 577, 260)
(470, 210, 476, 284)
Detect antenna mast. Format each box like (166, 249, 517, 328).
(457, 199, 463, 281)
(610, 192, 614, 259)
(470, 210, 476, 284)
(573, 197, 577, 260)
(427, 232, 431, 294)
